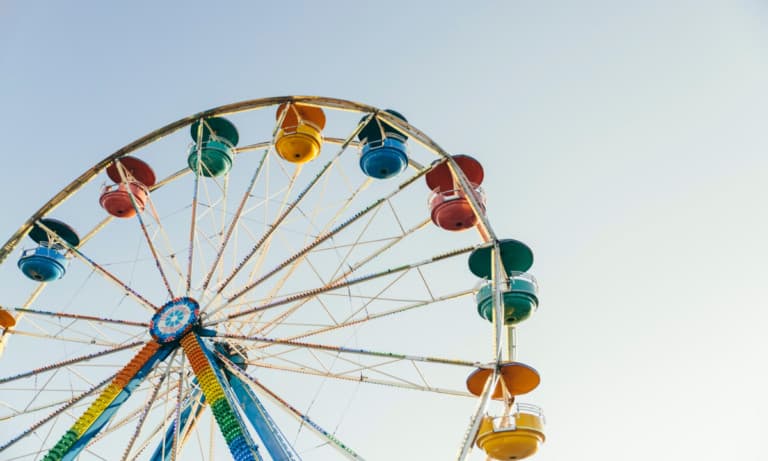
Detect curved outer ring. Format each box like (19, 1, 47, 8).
(0, 95, 496, 264)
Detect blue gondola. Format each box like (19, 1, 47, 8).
(18, 218, 80, 282)
(358, 109, 409, 179)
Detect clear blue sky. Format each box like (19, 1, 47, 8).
(2, 1, 768, 460)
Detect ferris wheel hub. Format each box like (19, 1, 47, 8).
(149, 297, 201, 344)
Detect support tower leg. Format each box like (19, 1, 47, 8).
(180, 333, 262, 461)
(43, 341, 168, 461)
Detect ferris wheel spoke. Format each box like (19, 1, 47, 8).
(205, 159, 308, 304)
(231, 344, 471, 400)
(298, 201, 384, 290)
(151, 166, 193, 190)
(337, 268, 411, 326)
(1, 395, 81, 420)
(182, 171, 238, 301)
(0, 282, 46, 354)
(154, 349, 188, 461)
(216, 353, 365, 461)
(2, 384, 92, 426)
(34, 219, 159, 312)
(206, 245, 474, 328)
(220, 288, 474, 357)
(143, 184, 191, 286)
(169, 370, 185, 461)
(10, 307, 147, 328)
(149, 384, 207, 461)
(30, 414, 59, 461)
(304, 234, 410, 253)
(325, 350, 453, 395)
(260, 349, 429, 391)
(175, 374, 208, 456)
(6, 328, 118, 347)
(312, 354, 427, 389)
(199, 109, 289, 297)
(237, 217, 432, 338)
(232, 165, 302, 294)
(214, 334, 483, 370)
(227, 176, 374, 333)
(208, 112, 375, 306)
(110, 160, 177, 300)
(233, 140, 272, 154)
(0, 340, 145, 386)
(127, 386, 182, 461)
(9, 311, 147, 346)
(184, 117, 235, 296)
(207, 161, 436, 327)
(79, 216, 114, 248)
(300, 271, 339, 324)
(223, 170, 380, 337)
(384, 198, 439, 301)
(227, 240, 309, 337)
(180, 389, 207, 457)
(215, 174, 353, 326)
(220, 188, 416, 311)
(241, 358, 472, 398)
(186, 125, 204, 297)
(246, 350, 423, 394)
(319, 202, 388, 285)
(198, 151, 268, 297)
(127, 412, 173, 461)
(4, 448, 48, 461)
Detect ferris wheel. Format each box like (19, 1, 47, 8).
(0, 96, 545, 461)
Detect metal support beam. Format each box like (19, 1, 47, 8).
(180, 333, 263, 461)
(228, 372, 301, 461)
(42, 341, 171, 461)
(149, 386, 205, 461)
(217, 353, 365, 461)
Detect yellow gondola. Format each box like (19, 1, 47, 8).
(476, 404, 545, 460)
(275, 103, 326, 164)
